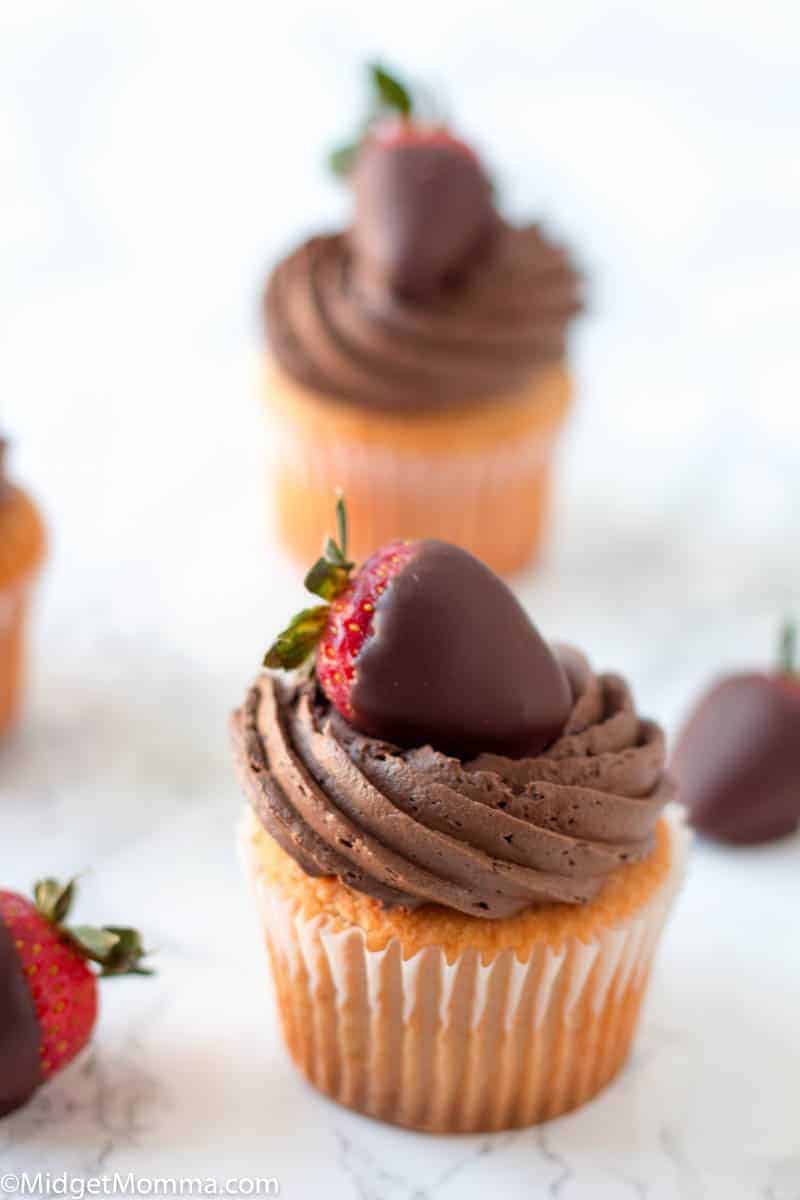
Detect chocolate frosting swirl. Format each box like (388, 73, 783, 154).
(264, 222, 582, 411)
(231, 647, 672, 918)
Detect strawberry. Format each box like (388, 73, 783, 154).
(0, 877, 151, 1118)
(329, 64, 495, 299)
(264, 497, 401, 699)
(316, 538, 419, 721)
(264, 499, 572, 758)
(673, 622, 800, 844)
(329, 62, 480, 177)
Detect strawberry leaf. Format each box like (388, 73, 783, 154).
(323, 537, 345, 565)
(34, 877, 76, 925)
(67, 925, 120, 964)
(305, 495, 353, 599)
(100, 926, 154, 977)
(328, 64, 414, 180)
(264, 605, 330, 670)
(305, 558, 351, 601)
(67, 924, 153, 976)
(264, 497, 355, 672)
(329, 142, 360, 178)
(370, 63, 413, 116)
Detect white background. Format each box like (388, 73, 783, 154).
(0, 3, 798, 1197)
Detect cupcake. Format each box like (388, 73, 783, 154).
(231, 504, 685, 1132)
(263, 64, 583, 576)
(0, 440, 46, 736)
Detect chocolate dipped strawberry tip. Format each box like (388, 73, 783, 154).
(263, 499, 572, 759)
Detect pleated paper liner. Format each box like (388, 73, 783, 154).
(240, 805, 688, 1133)
(264, 363, 572, 577)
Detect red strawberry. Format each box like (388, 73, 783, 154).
(316, 538, 418, 721)
(264, 499, 571, 758)
(0, 877, 151, 1118)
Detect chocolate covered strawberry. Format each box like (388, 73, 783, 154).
(265, 499, 571, 757)
(329, 63, 470, 175)
(0, 877, 151, 1117)
(672, 623, 800, 844)
(330, 63, 495, 298)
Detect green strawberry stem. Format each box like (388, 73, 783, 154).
(336, 493, 349, 562)
(779, 620, 797, 675)
(305, 494, 354, 601)
(329, 62, 415, 178)
(264, 497, 355, 671)
(32, 877, 153, 977)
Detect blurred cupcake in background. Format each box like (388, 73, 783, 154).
(0, 440, 45, 737)
(263, 64, 583, 576)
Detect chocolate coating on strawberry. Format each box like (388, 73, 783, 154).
(351, 134, 496, 300)
(0, 917, 41, 1117)
(265, 507, 571, 759)
(349, 540, 571, 757)
(329, 62, 496, 300)
(673, 624, 800, 844)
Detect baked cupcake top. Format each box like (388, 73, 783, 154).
(264, 65, 583, 412)
(231, 504, 671, 919)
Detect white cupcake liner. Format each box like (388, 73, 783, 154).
(241, 806, 688, 1132)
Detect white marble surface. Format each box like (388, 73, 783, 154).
(1, 3, 800, 1196)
